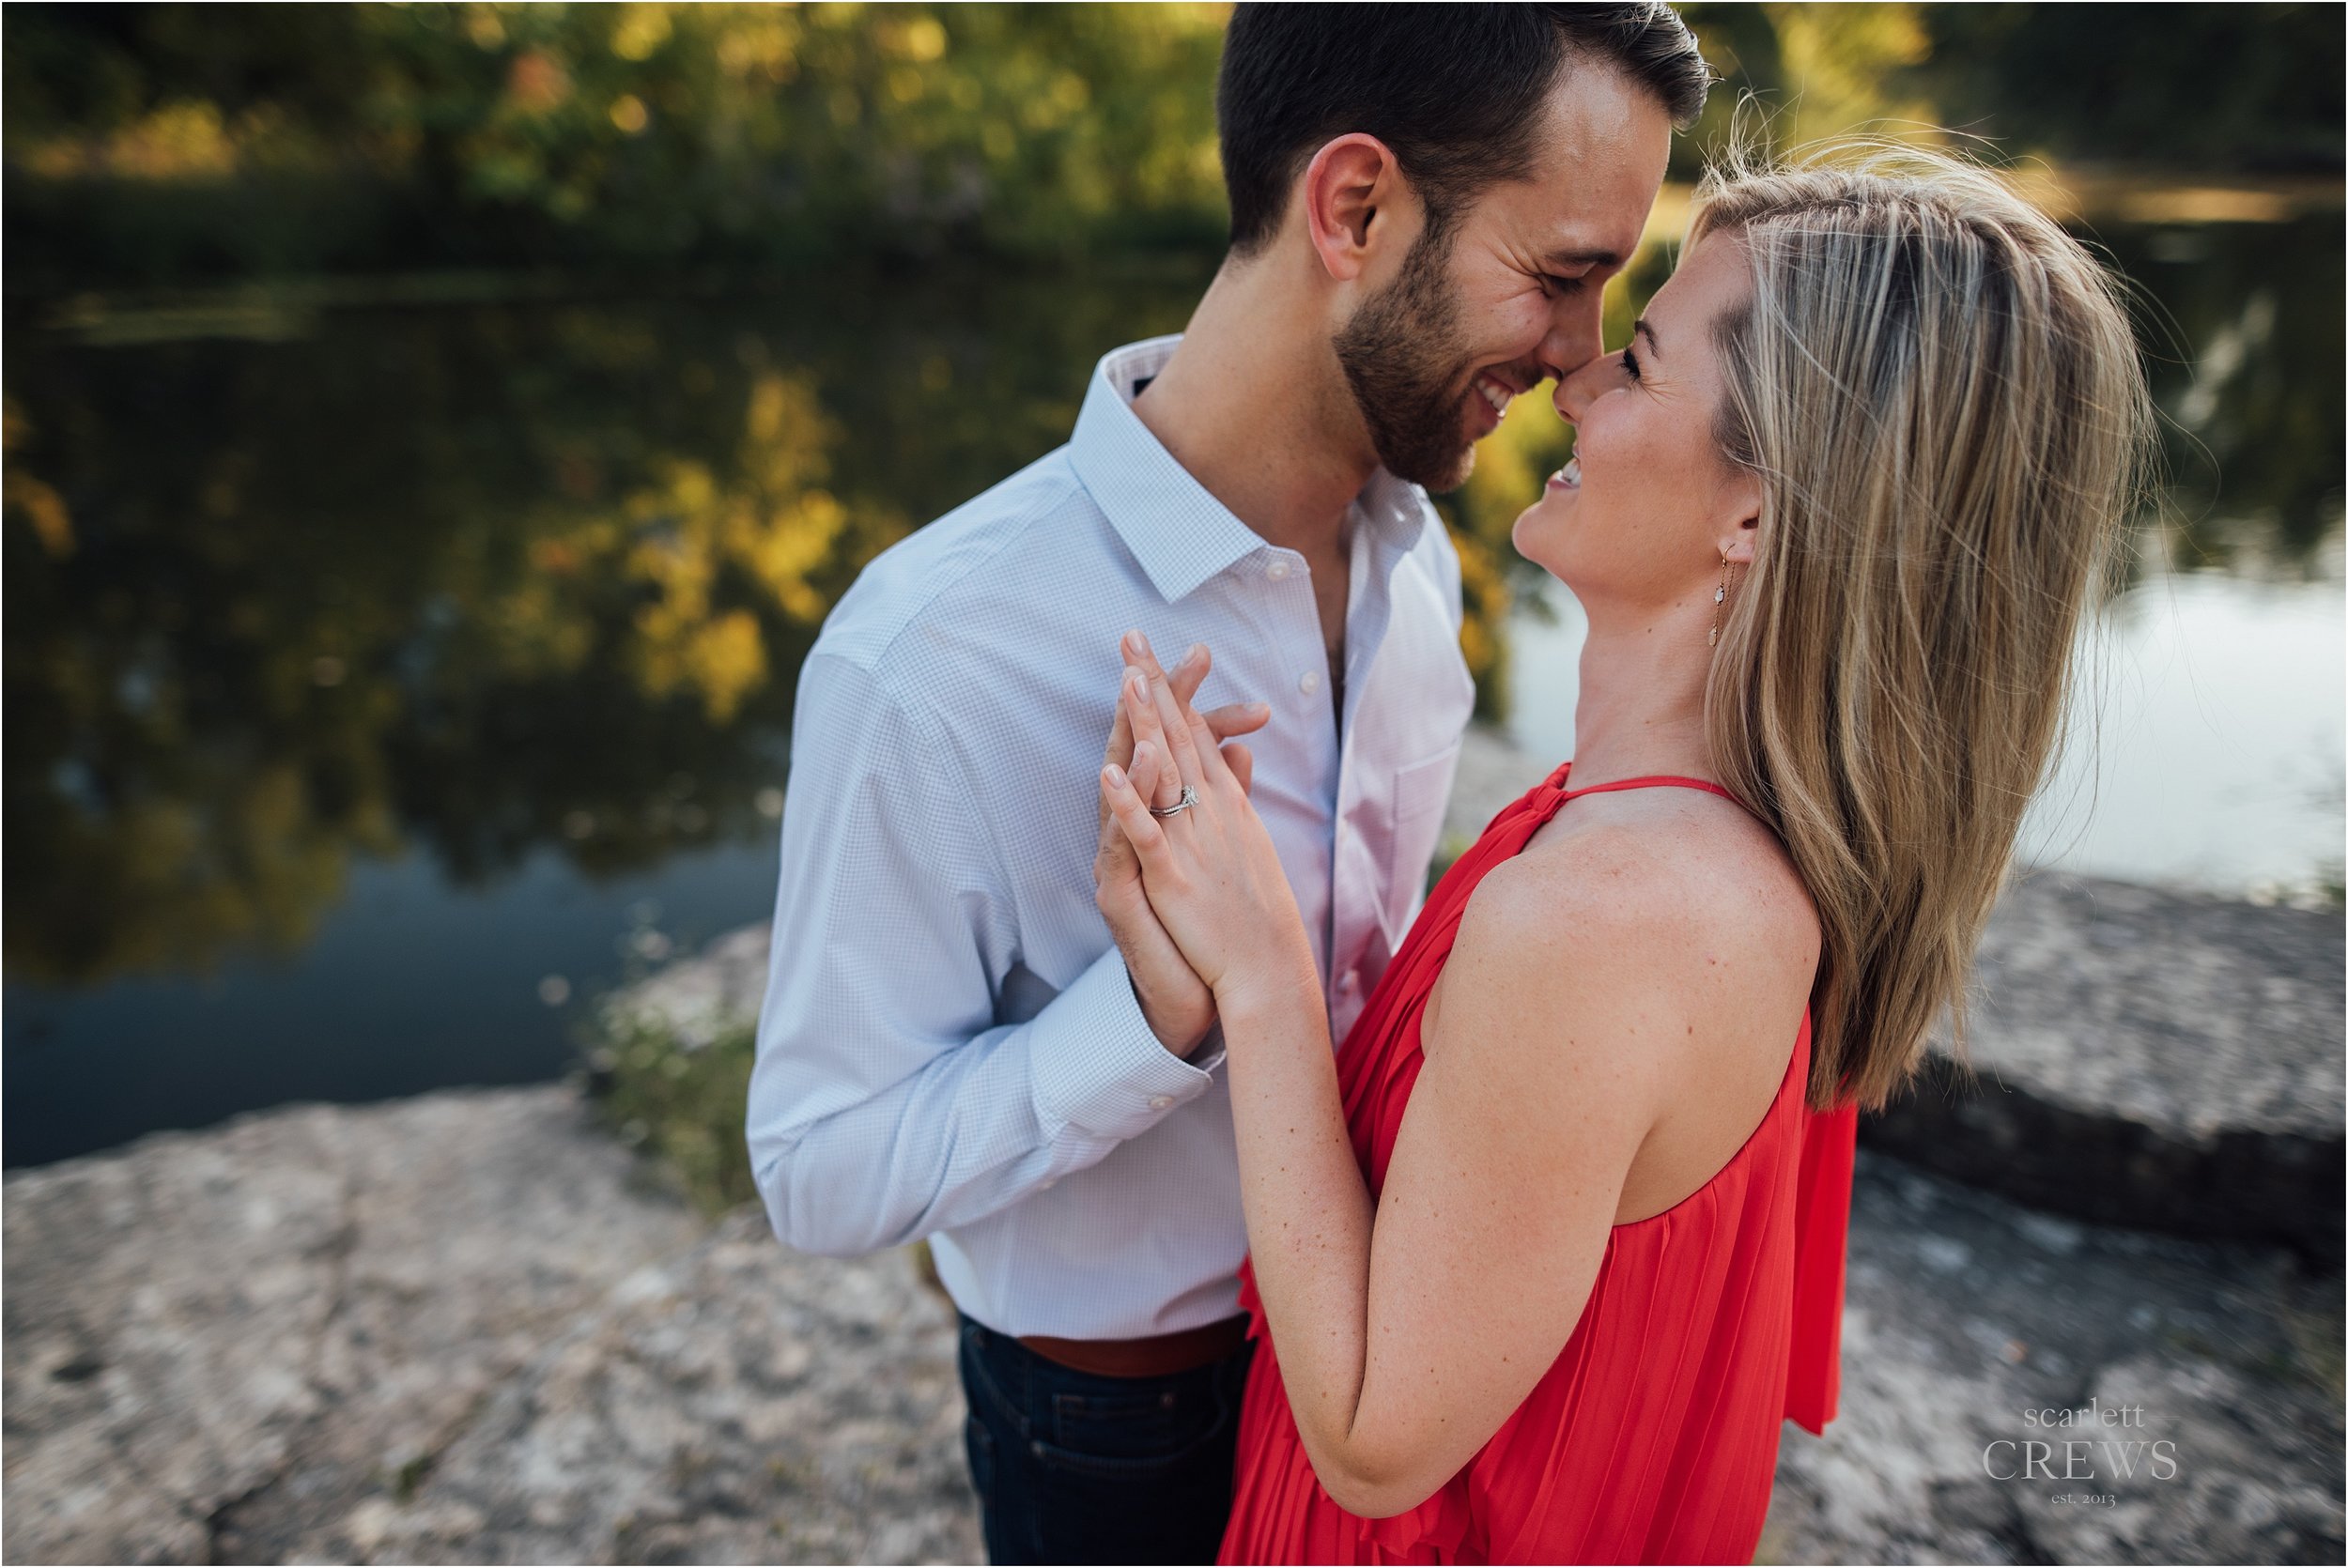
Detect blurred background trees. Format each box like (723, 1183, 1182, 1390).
(3, 2, 1233, 288)
(13, 1, 2332, 723)
(6, 3, 2340, 292)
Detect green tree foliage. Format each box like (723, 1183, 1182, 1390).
(7, 3, 2339, 291)
(1903, 3, 2345, 171)
(5, 2, 1231, 289)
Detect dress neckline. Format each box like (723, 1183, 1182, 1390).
(1545, 760, 1740, 806)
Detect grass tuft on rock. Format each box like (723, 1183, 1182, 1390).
(579, 1011, 759, 1217)
(578, 1001, 953, 1300)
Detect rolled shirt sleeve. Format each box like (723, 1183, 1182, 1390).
(746, 652, 1213, 1259)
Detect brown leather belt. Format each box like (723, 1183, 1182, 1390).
(1018, 1314, 1251, 1379)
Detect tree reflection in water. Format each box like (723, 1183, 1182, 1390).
(5, 215, 2340, 999)
(3, 263, 1211, 987)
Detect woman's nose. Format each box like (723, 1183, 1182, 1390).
(1551, 350, 1617, 424)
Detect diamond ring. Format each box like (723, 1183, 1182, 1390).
(1149, 785, 1198, 819)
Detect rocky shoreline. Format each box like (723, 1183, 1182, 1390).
(8, 1082, 2339, 1565)
(4, 1085, 977, 1565)
(7, 727, 2342, 1564)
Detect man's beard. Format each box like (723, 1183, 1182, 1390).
(1332, 222, 1482, 493)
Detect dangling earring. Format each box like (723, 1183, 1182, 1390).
(1708, 550, 1738, 648)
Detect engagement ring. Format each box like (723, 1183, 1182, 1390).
(1149, 785, 1198, 819)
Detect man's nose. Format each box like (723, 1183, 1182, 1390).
(1536, 291, 1608, 384)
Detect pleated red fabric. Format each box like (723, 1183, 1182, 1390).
(1218, 762, 1860, 1566)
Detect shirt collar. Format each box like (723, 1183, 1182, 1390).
(1068, 336, 1430, 604)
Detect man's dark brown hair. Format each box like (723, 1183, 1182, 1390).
(1216, 4, 1712, 254)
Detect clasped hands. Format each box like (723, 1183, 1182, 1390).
(1093, 631, 1314, 1056)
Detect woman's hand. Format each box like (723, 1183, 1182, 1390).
(1100, 645, 1317, 1011)
(1093, 633, 1268, 1055)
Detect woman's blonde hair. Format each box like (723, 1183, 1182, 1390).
(1691, 144, 2155, 1112)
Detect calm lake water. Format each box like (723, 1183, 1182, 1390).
(7, 214, 2340, 1166)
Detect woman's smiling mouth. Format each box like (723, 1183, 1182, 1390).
(1546, 456, 1583, 491)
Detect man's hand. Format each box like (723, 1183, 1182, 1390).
(1095, 631, 1266, 1055)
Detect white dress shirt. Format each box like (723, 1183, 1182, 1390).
(747, 336, 1475, 1339)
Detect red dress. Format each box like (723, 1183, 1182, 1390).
(1219, 763, 1860, 1565)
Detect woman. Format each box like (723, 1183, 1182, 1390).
(1094, 146, 2153, 1563)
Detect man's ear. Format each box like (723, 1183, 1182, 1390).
(1299, 133, 1405, 284)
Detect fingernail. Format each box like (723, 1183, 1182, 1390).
(1104, 764, 1126, 789)
(1187, 643, 1206, 665)
(1127, 670, 1147, 699)
(1249, 701, 1269, 715)
(1122, 629, 1142, 653)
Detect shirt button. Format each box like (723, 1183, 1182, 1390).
(1040, 1177, 1058, 1190)
(1148, 1095, 1173, 1111)
(1266, 560, 1291, 581)
(1339, 972, 1359, 992)
(1299, 670, 1321, 696)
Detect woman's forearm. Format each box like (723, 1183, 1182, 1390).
(1217, 956, 1387, 1499)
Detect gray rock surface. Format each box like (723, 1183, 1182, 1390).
(2, 1086, 977, 1566)
(1763, 1152, 2343, 1566)
(1863, 871, 2344, 1254)
(1951, 874, 2342, 1145)
(340, 1207, 978, 1566)
(8, 1085, 2336, 1564)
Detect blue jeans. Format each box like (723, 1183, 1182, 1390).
(956, 1313, 1254, 1565)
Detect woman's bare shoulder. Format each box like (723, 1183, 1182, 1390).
(1446, 796, 1819, 1044)
(1422, 795, 1819, 1222)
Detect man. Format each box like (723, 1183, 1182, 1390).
(748, 6, 1707, 1560)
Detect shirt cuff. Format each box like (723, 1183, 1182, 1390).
(1029, 946, 1216, 1141)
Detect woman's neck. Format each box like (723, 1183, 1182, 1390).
(1566, 615, 1716, 790)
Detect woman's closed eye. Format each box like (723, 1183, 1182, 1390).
(1620, 345, 1643, 383)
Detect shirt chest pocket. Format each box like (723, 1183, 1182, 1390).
(1381, 741, 1460, 938)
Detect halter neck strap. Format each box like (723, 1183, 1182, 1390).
(1557, 774, 1741, 804)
